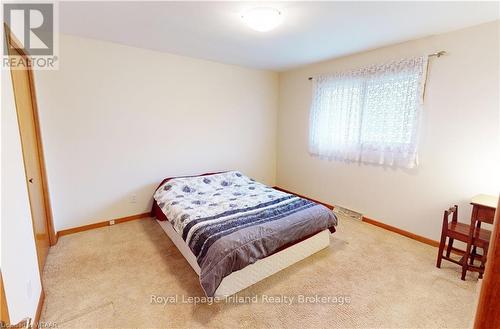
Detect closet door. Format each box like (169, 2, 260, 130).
(6, 31, 56, 272)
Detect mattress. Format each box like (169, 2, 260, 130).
(156, 218, 331, 297)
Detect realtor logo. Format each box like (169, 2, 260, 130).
(4, 3, 53, 55)
(2, 2, 58, 69)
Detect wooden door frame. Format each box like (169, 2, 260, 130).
(0, 271, 9, 326)
(473, 196, 500, 328)
(4, 24, 57, 246)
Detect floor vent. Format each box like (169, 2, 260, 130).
(333, 206, 363, 221)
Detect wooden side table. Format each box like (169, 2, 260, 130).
(465, 194, 498, 278)
(471, 194, 498, 225)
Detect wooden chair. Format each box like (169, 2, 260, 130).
(436, 205, 491, 280)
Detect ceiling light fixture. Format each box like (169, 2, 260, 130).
(241, 7, 283, 32)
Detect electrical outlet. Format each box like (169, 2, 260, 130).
(109, 220, 115, 225)
(130, 194, 137, 203)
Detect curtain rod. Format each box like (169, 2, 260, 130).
(307, 50, 447, 80)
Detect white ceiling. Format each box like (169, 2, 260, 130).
(60, 1, 499, 71)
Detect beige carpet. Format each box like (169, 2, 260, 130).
(41, 215, 480, 328)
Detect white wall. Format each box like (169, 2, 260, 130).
(35, 34, 279, 231)
(277, 21, 500, 241)
(1, 68, 43, 323)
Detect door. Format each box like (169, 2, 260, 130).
(6, 30, 55, 272)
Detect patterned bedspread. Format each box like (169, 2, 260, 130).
(153, 171, 337, 296)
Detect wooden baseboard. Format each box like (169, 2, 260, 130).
(55, 189, 458, 255)
(361, 216, 439, 247)
(57, 212, 150, 237)
(362, 216, 464, 254)
(33, 289, 44, 329)
(273, 186, 335, 210)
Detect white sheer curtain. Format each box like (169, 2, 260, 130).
(309, 56, 428, 168)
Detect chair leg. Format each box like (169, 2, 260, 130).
(446, 238, 454, 258)
(469, 246, 476, 265)
(479, 246, 488, 279)
(436, 235, 447, 268)
(462, 241, 474, 281)
(461, 264, 468, 280)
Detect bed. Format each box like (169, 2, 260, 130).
(151, 171, 337, 297)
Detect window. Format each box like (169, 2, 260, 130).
(309, 56, 428, 168)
